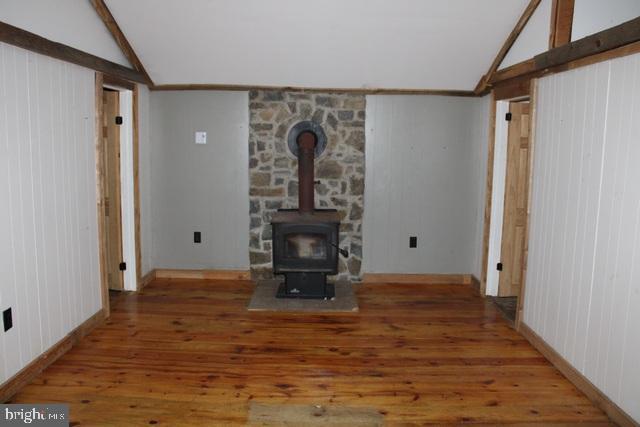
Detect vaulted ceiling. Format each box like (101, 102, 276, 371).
(105, 0, 529, 90)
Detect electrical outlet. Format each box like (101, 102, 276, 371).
(409, 236, 417, 248)
(3, 308, 12, 332)
(194, 231, 202, 243)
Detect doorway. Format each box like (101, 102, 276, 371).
(102, 88, 125, 291)
(95, 73, 142, 314)
(498, 101, 530, 298)
(484, 94, 535, 326)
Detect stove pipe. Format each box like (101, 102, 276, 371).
(296, 131, 317, 213)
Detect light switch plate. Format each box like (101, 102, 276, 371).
(195, 131, 207, 145)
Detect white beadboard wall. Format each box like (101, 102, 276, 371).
(363, 95, 489, 276)
(524, 53, 640, 421)
(0, 42, 102, 384)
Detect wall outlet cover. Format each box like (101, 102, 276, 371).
(195, 131, 207, 144)
(3, 308, 12, 332)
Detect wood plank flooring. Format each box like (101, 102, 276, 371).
(9, 279, 612, 426)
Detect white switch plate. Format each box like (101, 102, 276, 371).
(195, 131, 207, 144)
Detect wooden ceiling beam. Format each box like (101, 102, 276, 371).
(474, 0, 542, 95)
(90, 0, 154, 87)
(489, 16, 640, 87)
(549, 0, 575, 49)
(151, 83, 478, 97)
(0, 20, 146, 84)
(536, 15, 640, 70)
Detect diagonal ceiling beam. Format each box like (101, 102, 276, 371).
(89, 0, 154, 86)
(474, 0, 542, 94)
(549, 0, 575, 48)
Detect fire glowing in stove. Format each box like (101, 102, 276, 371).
(285, 233, 327, 259)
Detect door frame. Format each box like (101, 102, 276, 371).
(480, 79, 538, 329)
(95, 72, 142, 315)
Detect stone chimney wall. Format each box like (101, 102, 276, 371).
(248, 90, 365, 281)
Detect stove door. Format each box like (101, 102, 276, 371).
(272, 223, 338, 274)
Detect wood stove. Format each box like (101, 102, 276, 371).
(271, 122, 347, 299)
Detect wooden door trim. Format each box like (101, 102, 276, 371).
(95, 73, 110, 314)
(515, 79, 538, 329)
(95, 72, 143, 312)
(103, 74, 135, 91)
(132, 84, 142, 288)
(481, 85, 536, 304)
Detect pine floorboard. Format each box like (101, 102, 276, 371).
(9, 279, 612, 426)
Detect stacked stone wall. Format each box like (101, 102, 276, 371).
(248, 90, 365, 280)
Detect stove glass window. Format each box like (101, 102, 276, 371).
(284, 233, 327, 259)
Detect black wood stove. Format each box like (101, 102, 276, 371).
(271, 122, 347, 299)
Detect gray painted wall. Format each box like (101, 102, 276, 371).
(363, 95, 489, 275)
(146, 92, 489, 276)
(469, 96, 490, 278)
(149, 91, 250, 270)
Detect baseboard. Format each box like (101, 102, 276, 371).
(139, 269, 156, 289)
(470, 275, 481, 294)
(154, 269, 251, 281)
(362, 273, 473, 285)
(0, 308, 106, 403)
(519, 322, 638, 427)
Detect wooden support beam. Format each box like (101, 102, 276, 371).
(536, 15, 640, 70)
(474, 0, 542, 94)
(490, 59, 537, 85)
(103, 73, 135, 90)
(152, 83, 477, 97)
(549, 0, 575, 48)
(490, 17, 640, 87)
(89, 0, 154, 86)
(0, 21, 146, 84)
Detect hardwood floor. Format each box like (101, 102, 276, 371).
(10, 279, 612, 426)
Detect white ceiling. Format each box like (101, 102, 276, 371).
(105, 0, 529, 90)
(0, 0, 131, 67)
(500, 0, 552, 70)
